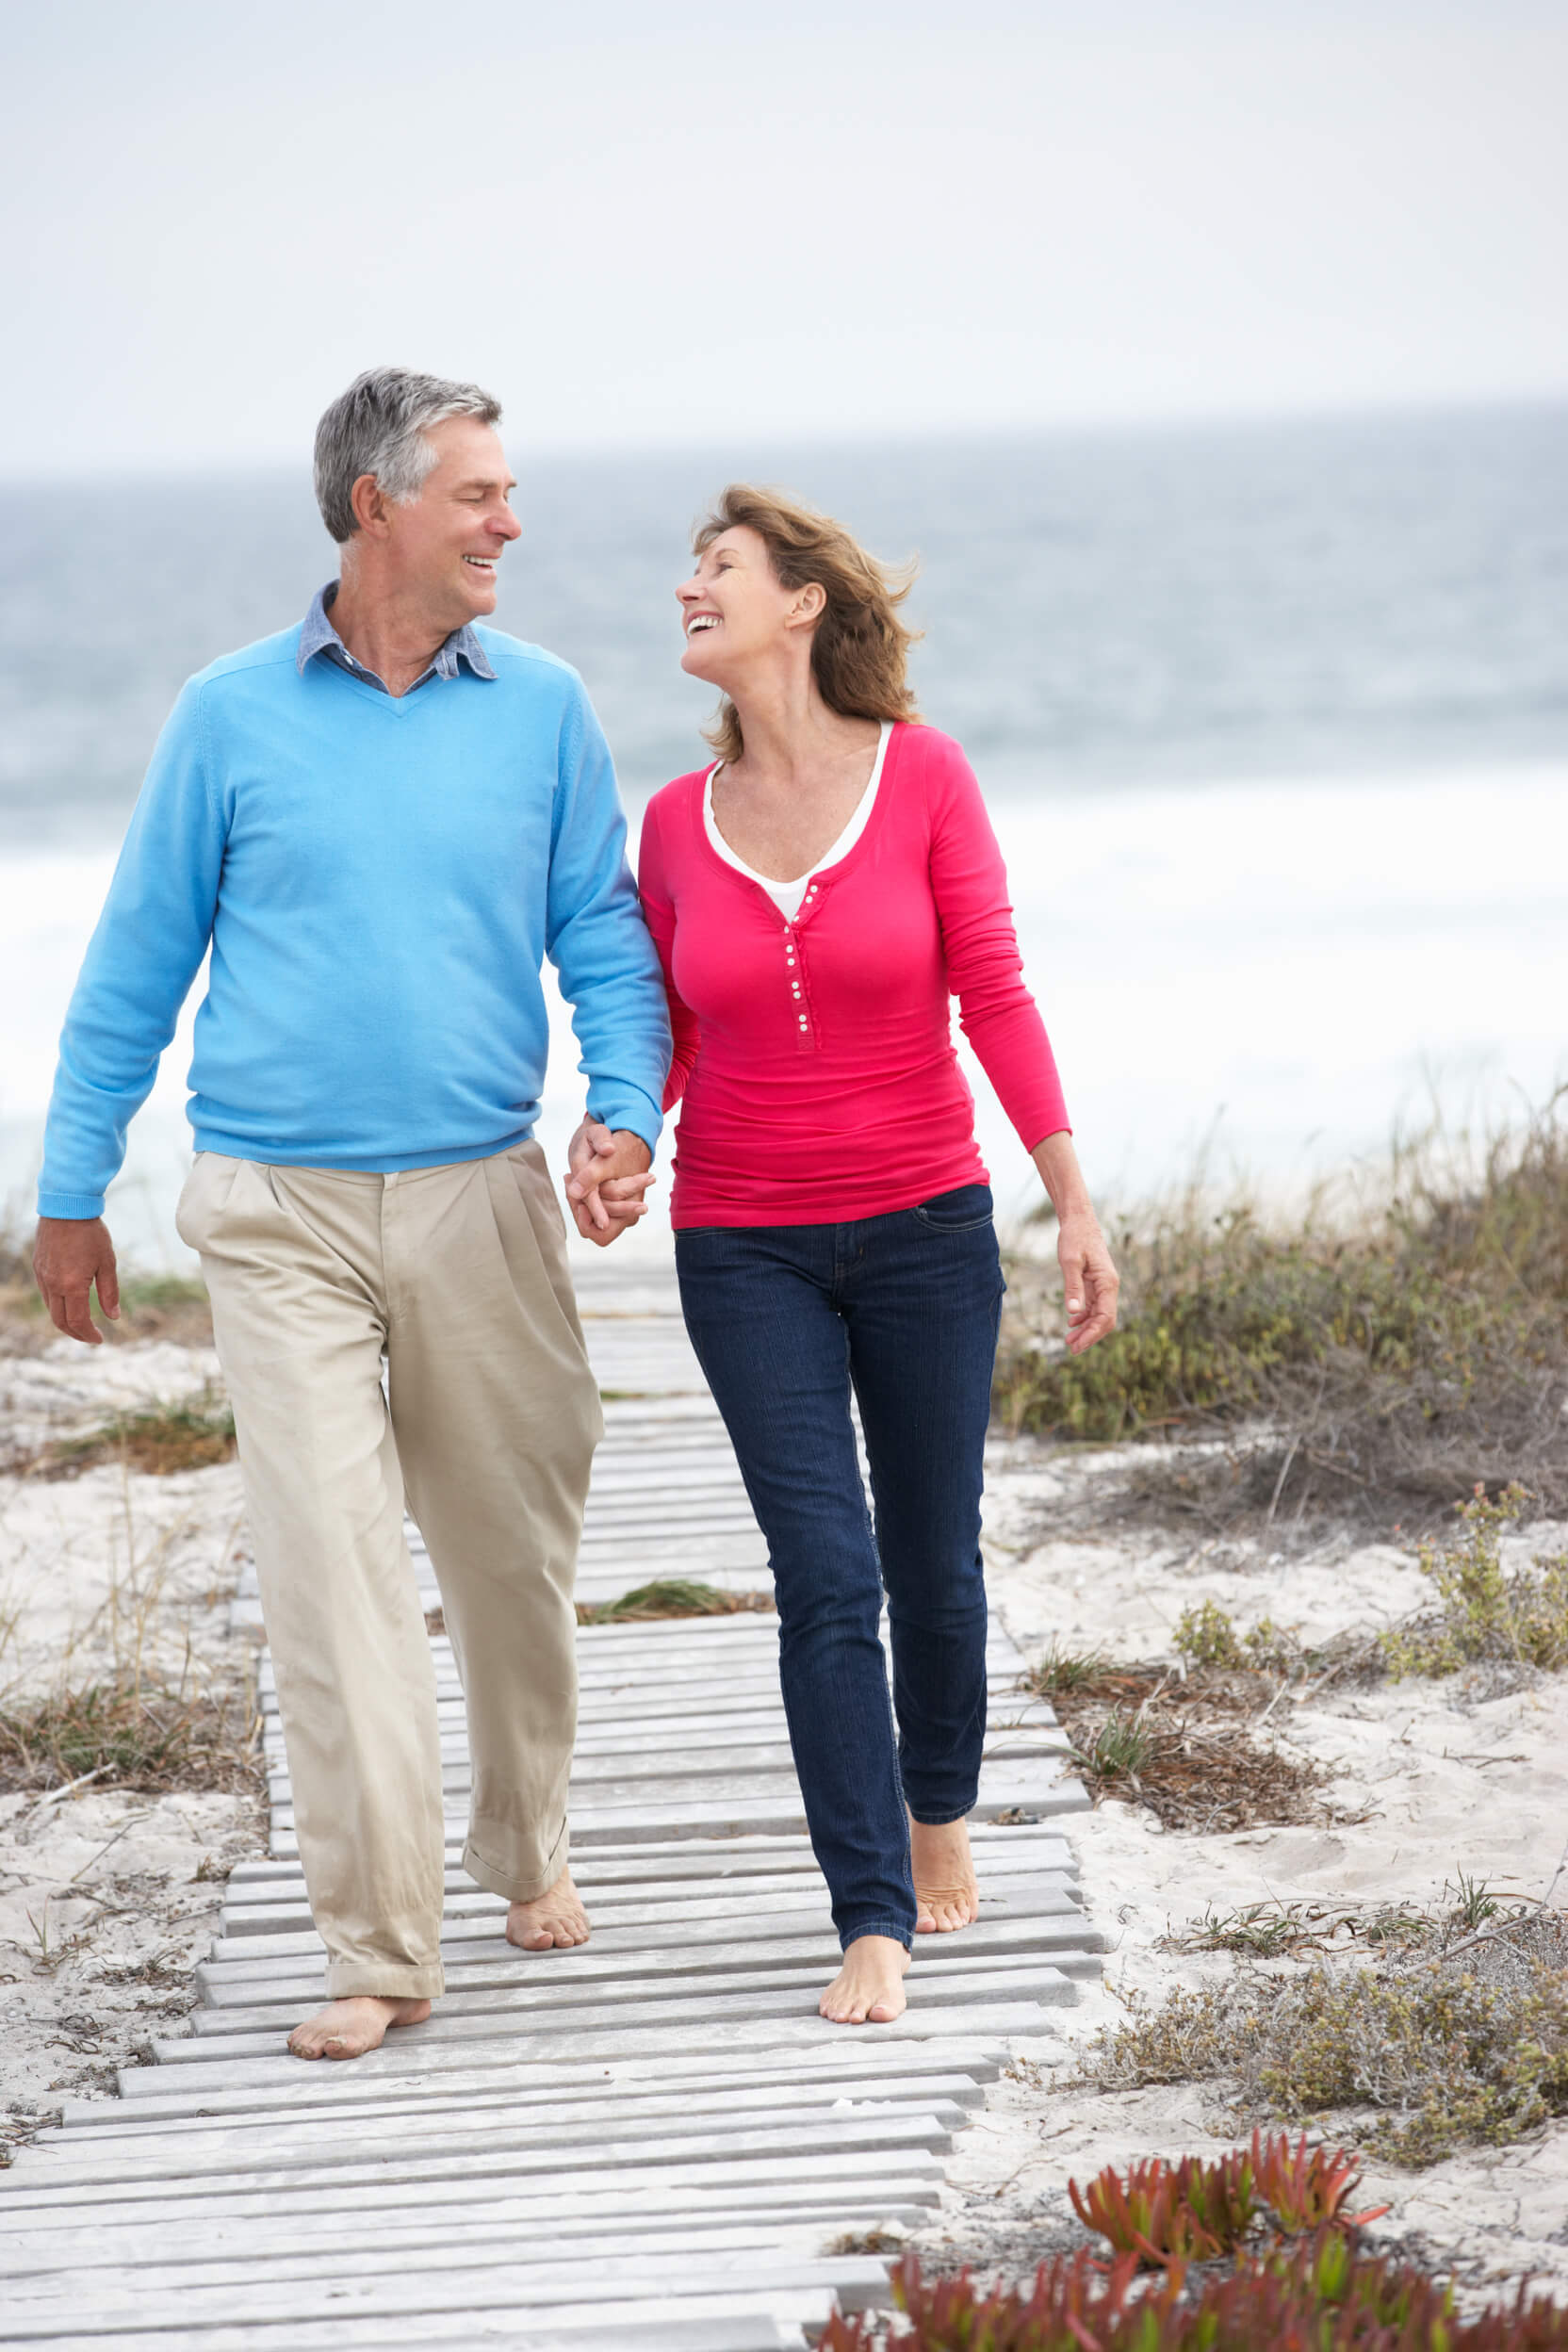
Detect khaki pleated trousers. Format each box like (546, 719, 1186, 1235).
(177, 1144, 603, 1999)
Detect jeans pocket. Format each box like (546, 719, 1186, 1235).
(910, 1184, 994, 1233)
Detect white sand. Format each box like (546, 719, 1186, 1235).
(906, 1439, 1568, 2299)
(0, 1333, 258, 2149)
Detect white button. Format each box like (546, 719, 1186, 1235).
(792, 986, 800, 996)
(798, 1016, 808, 1028)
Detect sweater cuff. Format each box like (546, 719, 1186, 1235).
(587, 1091, 663, 1158)
(38, 1189, 107, 1220)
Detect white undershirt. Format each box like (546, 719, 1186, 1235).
(703, 722, 892, 920)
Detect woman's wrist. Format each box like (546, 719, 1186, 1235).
(1030, 1129, 1096, 1224)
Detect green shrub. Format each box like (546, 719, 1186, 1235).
(995, 1108, 1568, 1527)
(1381, 1484, 1568, 1677)
(1083, 1953, 1568, 2167)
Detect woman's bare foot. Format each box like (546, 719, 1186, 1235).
(506, 1865, 591, 1951)
(819, 1934, 909, 2024)
(909, 1813, 980, 1933)
(286, 1995, 431, 2061)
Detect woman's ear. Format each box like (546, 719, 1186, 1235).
(786, 581, 827, 629)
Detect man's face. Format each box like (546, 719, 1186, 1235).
(383, 416, 522, 625)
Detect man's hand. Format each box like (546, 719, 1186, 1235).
(1059, 1211, 1119, 1355)
(33, 1217, 121, 1347)
(564, 1121, 655, 1249)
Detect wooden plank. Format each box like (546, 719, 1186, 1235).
(0, 2288, 842, 2348)
(65, 2038, 1005, 2126)
(0, 2251, 893, 2334)
(45, 2068, 990, 2148)
(0, 2295, 832, 2352)
(0, 2144, 947, 2226)
(135, 1999, 1061, 2073)
(195, 1911, 1096, 2006)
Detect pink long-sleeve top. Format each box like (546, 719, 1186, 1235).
(637, 721, 1070, 1230)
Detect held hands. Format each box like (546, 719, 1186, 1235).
(564, 1119, 656, 1249)
(33, 1217, 121, 1347)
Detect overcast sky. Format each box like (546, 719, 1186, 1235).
(5, 2, 1566, 472)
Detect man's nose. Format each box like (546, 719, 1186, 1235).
(492, 508, 523, 541)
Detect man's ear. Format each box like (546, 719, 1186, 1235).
(349, 472, 392, 539)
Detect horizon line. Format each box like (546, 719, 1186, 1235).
(3, 388, 1565, 491)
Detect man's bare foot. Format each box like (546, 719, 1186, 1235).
(819, 1934, 909, 2024)
(286, 1995, 431, 2061)
(506, 1865, 591, 1951)
(909, 1813, 980, 1934)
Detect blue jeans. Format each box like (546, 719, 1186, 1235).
(675, 1185, 1005, 1951)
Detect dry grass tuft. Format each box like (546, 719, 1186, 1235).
(0, 1674, 262, 1796)
(426, 1582, 776, 1639)
(576, 1578, 776, 1625)
(1026, 1654, 1325, 1833)
(16, 1392, 237, 1481)
(996, 1102, 1568, 1535)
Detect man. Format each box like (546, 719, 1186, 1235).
(33, 368, 671, 2060)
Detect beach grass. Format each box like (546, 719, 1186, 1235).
(996, 1101, 1568, 1533)
(1078, 1910, 1568, 2169)
(0, 1672, 262, 1798)
(18, 1391, 237, 1481)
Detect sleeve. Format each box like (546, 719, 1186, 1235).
(925, 735, 1070, 1152)
(38, 681, 229, 1219)
(546, 682, 673, 1152)
(635, 792, 702, 1112)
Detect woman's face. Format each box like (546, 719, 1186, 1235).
(676, 526, 807, 683)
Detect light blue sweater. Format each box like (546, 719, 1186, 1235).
(39, 623, 672, 1219)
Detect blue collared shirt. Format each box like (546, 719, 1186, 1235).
(295, 581, 498, 693)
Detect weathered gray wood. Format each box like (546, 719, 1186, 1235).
(45, 2068, 989, 2149)
(195, 1911, 1096, 2008)
(0, 2144, 947, 2228)
(140, 1997, 1061, 2070)
(0, 2251, 891, 2336)
(18, 2091, 968, 2188)
(69, 2037, 1004, 2125)
(0, 2299, 830, 2350)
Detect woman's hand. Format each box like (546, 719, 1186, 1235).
(564, 1119, 656, 1248)
(1058, 1211, 1119, 1354)
(1030, 1130, 1119, 1353)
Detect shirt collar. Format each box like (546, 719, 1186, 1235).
(296, 581, 497, 684)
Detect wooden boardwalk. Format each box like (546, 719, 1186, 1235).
(0, 1264, 1100, 2348)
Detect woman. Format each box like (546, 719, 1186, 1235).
(586, 486, 1119, 2025)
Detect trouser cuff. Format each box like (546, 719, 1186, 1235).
(323, 1959, 445, 2000)
(463, 1812, 570, 1903)
(839, 1919, 915, 1954)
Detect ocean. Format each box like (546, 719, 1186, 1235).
(6, 403, 1567, 1263)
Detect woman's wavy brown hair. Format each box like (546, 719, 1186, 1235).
(694, 484, 922, 761)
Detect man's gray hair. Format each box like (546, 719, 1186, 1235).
(313, 367, 502, 544)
